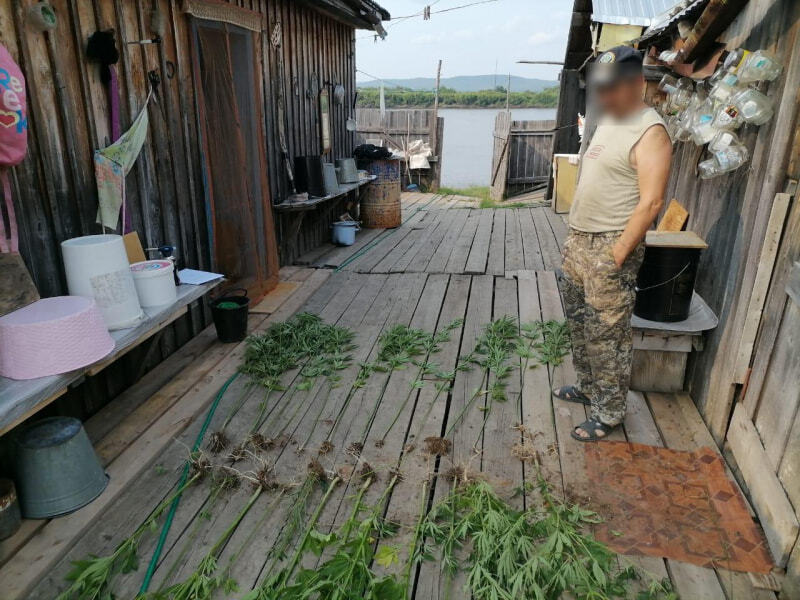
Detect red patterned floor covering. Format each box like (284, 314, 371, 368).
(583, 441, 773, 573)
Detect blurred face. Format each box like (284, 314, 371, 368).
(595, 76, 645, 119)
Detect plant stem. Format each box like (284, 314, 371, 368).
(445, 370, 488, 437)
(404, 479, 429, 592)
(282, 476, 341, 583)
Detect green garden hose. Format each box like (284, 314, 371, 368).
(138, 371, 241, 594)
(334, 194, 442, 272)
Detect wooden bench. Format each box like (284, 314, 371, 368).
(0, 280, 221, 437)
(273, 176, 377, 258)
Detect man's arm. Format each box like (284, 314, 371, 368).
(612, 124, 673, 267)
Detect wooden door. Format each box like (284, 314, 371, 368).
(191, 18, 278, 298)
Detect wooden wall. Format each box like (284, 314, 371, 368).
(661, 0, 800, 433)
(0, 0, 357, 416)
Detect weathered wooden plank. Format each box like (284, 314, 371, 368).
(729, 404, 800, 567)
(445, 210, 481, 274)
(426, 209, 470, 273)
(503, 209, 524, 272)
(463, 209, 494, 274)
(486, 209, 506, 276)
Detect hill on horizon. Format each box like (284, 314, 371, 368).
(356, 74, 557, 93)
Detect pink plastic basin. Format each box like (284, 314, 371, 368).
(0, 297, 115, 380)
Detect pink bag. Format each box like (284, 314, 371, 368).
(0, 42, 28, 253)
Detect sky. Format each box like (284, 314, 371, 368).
(355, 0, 572, 85)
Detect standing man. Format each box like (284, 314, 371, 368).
(554, 46, 673, 441)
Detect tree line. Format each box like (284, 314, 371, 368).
(356, 85, 559, 109)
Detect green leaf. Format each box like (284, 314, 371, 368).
(374, 544, 400, 568)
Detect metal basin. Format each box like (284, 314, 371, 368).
(14, 417, 108, 519)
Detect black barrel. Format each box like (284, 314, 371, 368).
(294, 156, 326, 197)
(634, 246, 702, 322)
(210, 288, 250, 343)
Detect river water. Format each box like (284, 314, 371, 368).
(439, 107, 557, 188)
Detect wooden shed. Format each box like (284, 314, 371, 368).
(0, 0, 389, 416)
(557, 0, 800, 595)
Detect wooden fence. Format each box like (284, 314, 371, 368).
(355, 108, 443, 191)
(490, 114, 555, 200)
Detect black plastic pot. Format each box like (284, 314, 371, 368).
(210, 288, 250, 343)
(634, 247, 702, 322)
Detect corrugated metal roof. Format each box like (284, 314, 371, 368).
(592, 0, 686, 26)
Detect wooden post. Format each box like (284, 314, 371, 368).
(505, 73, 511, 112)
(431, 59, 442, 157)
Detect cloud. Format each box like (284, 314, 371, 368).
(528, 31, 560, 46)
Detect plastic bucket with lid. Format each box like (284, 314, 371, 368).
(210, 288, 249, 343)
(130, 260, 177, 308)
(61, 234, 143, 330)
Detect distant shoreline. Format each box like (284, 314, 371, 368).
(357, 104, 557, 110)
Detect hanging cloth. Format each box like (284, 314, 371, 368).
(95, 90, 151, 231)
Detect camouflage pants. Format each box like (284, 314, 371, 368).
(560, 230, 644, 426)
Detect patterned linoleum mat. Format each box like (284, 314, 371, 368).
(584, 441, 773, 573)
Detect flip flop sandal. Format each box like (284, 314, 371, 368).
(552, 385, 591, 406)
(571, 419, 618, 442)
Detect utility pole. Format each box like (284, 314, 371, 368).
(505, 72, 511, 112)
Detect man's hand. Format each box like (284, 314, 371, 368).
(616, 124, 673, 263)
(612, 241, 628, 268)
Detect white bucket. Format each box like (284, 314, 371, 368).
(61, 234, 144, 330)
(130, 260, 177, 308)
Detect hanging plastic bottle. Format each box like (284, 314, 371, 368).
(709, 70, 741, 104)
(713, 142, 750, 173)
(738, 50, 783, 84)
(731, 88, 775, 125)
(708, 130, 740, 153)
(698, 158, 721, 179)
(690, 98, 719, 145)
(712, 101, 744, 131)
(722, 48, 751, 73)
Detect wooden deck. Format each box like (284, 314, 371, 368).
(0, 195, 774, 600)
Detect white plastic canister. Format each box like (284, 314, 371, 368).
(61, 234, 144, 330)
(130, 260, 177, 308)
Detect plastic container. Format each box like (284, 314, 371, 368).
(331, 221, 360, 246)
(0, 296, 114, 380)
(130, 260, 177, 308)
(13, 417, 108, 518)
(738, 50, 782, 83)
(210, 289, 249, 343)
(722, 48, 751, 73)
(61, 234, 144, 330)
(731, 88, 775, 125)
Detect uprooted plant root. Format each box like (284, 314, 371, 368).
(373, 439, 385, 448)
(423, 436, 452, 455)
(511, 440, 539, 463)
(228, 444, 247, 463)
(318, 440, 334, 455)
(307, 459, 328, 482)
(346, 442, 363, 456)
(359, 462, 377, 481)
(189, 452, 213, 480)
(248, 433, 275, 452)
(207, 431, 230, 454)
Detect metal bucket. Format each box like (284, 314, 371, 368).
(335, 158, 359, 184)
(14, 417, 108, 518)
(360, 159, 401, 229)
(634, 247, 702, 322)
(0, 479, 21, 540)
